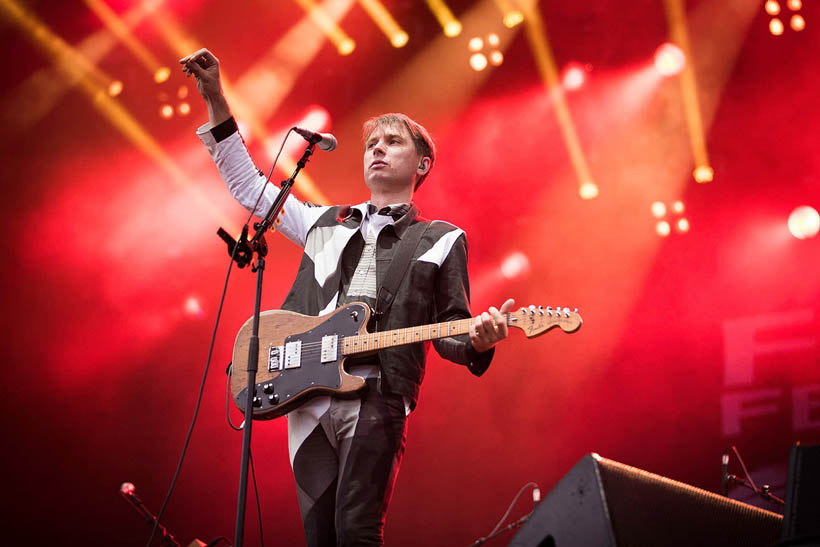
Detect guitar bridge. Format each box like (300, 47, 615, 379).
(320, 335, 338, 363)
(268, 345, 285, 372)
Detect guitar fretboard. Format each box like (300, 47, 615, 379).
(341, 317, 488, 355)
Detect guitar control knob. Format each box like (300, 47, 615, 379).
(263, 383, 273, 394)
(268, 394, 279, 405)
(252, 396, 262, 407)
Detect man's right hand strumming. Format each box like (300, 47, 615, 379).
(179, 48, 231, 126)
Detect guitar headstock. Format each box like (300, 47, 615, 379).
(507, 305, 582, 338)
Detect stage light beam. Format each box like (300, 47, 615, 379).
(790, 14, 805, 31)
(765, 0, 781, 15)
(358, 0, 409, 47)
(522, 3, 597, 199)
(651, 201, 667, 218)
(770, 17, 785, 35)
(425, 0, 462, 37)
(294, 0, 357, 55)
(654, 42, 686, 77)
(663, 0, 713, 184)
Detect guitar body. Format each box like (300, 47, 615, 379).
(231, 302, 370, 420)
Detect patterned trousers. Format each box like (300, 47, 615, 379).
(287, 378, 408, 546)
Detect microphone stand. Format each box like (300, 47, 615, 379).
(218, 141, 317, 547)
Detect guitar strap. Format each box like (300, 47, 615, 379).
(373, 220, 430, 329)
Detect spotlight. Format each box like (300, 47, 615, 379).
(561, 62, 585, 90)
(579, 181, 599, 200)
(654, 43, 686, 76)
(765, 0, 781, 15)
(693, 165, 714, 183)
(177, 85, 188, 99)
(468, 36, 484, 52)
(154, 66, 171, 83)
(184, 296, 205, 318)
(676, 218, 690, 233)
(672, 200, 685, 214)
(787, 0, 801, 10)
(489, 50, 504, 66)
(790, 14, 805, 31)
(177, 102, 190, 116)
(470, 53, 488, 71)
(656, 221, 671, 237)
(444, 21, 462, 37)
(770, 17, 785, 35)
(391, 31, 409, 48)
(500, 251, 531, 280)
(338, 38, 356, 55)
(108, 80, 123, 97)
(651, 201, 667, 218)
(159, 104, 174, 119)
(788, 206, 819, 239)
(487, 33, 500, 47)
(503, 11, 523, 28)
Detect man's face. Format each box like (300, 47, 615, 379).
(363, 122, 424, 193)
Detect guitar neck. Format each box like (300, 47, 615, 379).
(341, 316, 483, 355)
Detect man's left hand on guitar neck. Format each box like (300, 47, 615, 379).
(470, 298, 516, 353)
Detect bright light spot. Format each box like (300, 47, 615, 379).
(765, 0, 781, 15)
(302, 105, 331, 130)
(788, 206, 820, 239)
(500, 251, 531, 280)
(770, 17, 785, 35)
(561, 62, 586, 90)
(338, 38, 356, 55)
(579, 181, 599, 200)
(503, 11, 524, 28)
(656, 221, 671, 237)
(444, 21, 462, 37)
(391, 32, 409, 48)
(489, 50, 504, 66)
(677, 218, 690, 233)
(120, 482, 135, 495)
(651, 201, 667, 218)
(470, 53, 488, 71)
(788, 0, 802, 10)
(672, 200, 685, 214)
(791, 14, 805, 31)
(693, 165, 714, 183)
(184, 296, 205, 318)
(654, 43, 686, 76)
(107, 80, 123, 97)
(154, 66, 171, 83)
(468, 36, 484, 52)
(177, 102, 190, 116)
(487, 33, 500, 47)
(159, 104, 174, 119)
(177, 85, 188, 99)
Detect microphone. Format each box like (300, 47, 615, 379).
(721, 449, 729, 496)
(293, 127, 337, 151)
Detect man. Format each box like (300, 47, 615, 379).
(181, 49, 515, 546)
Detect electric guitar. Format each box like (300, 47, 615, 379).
(231, 302, 582, 420)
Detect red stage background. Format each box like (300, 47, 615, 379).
(1, 0, 818, 545)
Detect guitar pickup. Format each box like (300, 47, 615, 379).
(284, 340, 302, 369)
(320, 335, 338, 363)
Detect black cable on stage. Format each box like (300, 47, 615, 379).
(470, 482, 540, 546)
(146, 128, 293, 547)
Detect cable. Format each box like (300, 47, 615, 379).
(470, 482, 540, 546)
(731, 445, 758, 492)
(146, 127, 293, 547)
(226, 364, 242, 432)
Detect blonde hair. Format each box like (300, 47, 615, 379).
(362, 113, 436, 190)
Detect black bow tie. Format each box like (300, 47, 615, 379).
(367, 203, 410, 220)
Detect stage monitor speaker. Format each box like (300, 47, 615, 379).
(782, 443, 820, 542)
(509, 453, 782, 547)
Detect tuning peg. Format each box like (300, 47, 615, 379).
(537, 306, 545, 315)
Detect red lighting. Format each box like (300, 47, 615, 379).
(654, 43, 686, 76)
(788, 206, 820, 239)
(120, 482, 135, 495)
(184, 296, 204, 318)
